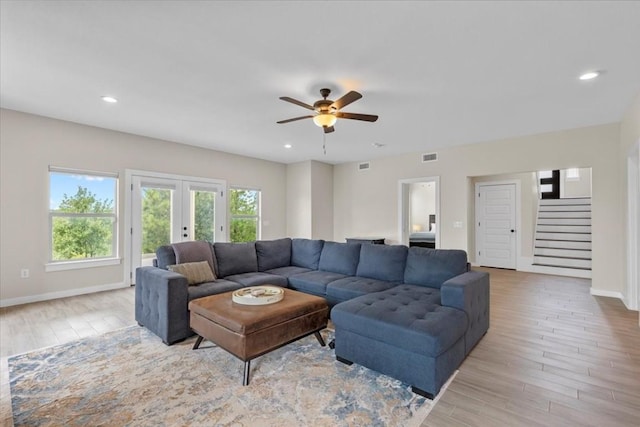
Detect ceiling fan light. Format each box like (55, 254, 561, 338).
(313, 113, 337, 128)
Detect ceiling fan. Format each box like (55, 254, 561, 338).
(277, 88, 378, 133)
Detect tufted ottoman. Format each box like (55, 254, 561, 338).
(331, 284, 469, 399)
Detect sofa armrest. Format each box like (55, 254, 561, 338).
(135, 266, 190, 345)
(440, 271, 490, 355)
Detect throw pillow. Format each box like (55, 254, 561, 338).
(167, 261, 216, 285)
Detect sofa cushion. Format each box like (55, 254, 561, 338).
(291, 238, 324, 269)
(265, 265, 312, 277)
(255, 238, 292, 271)
(214, 242, 258, 278)
(288, 270, 348, 297)
(331, 284, 468, 357)
(404, 247, 468, 289)
(224, 272, 288, 288)
(155, 245, 177, 270)
(318, 242, 361, 275)
(356, 244, 408, 282)
(326, 276, 398, 303)
(187, 279, 245, 301)
(167, 261, 216, 285)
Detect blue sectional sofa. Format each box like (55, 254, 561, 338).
(135, 237, 489, 397)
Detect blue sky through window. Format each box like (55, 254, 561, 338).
(49, 173, 116, 210)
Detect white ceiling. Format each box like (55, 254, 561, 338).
(2, 1, 640, 165)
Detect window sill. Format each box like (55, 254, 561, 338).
(45, 257, 121, 272)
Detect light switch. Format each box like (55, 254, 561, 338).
(453, 221, 463, 229)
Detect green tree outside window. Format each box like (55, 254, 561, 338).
(230, 189, 260, 242)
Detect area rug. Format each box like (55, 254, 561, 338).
(9, 326, 454, 426)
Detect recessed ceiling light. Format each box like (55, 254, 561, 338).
(101, 96, 118, 103)
(579, 71, 599, 81)
(284, 144, 292, 149)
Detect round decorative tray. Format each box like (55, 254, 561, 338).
(232, 286, 284, 305)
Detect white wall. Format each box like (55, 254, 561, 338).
(286, 161, 312, 238)
(560, 167, 592, 198)
(619, 92, 640, 315)
(0, 109, 287, 305)
(334, 123, 623, 295)
(310, 161, 334, 241)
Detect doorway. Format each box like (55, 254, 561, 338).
(475, 182, 518, 269)
(125, 171, 226, 284)
(398, 177, 439, 247)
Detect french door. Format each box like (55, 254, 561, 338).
(128, 173, 226, 283)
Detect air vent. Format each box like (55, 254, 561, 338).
(422, 152, 438, 163)
(358, 162, 371, 171)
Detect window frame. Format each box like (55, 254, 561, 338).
(229, 187, 261, 242)
(46, 167, 120, 272)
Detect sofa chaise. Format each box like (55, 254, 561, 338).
(135, 237, 489, 397)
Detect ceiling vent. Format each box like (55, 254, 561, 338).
(358, 162, 371, 171)
(422, 152, 438, 163)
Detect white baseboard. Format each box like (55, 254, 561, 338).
(590, 288, 625, 300)
(0, 282, 129, 308)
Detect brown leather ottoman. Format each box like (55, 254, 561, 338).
(188, 288, 329, 385)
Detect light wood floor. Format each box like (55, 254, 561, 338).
(423, 268, 640, 427)
(1, 270, 639, 427)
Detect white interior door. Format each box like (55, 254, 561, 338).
(129, 174, 225, 283)
(476, 183, 517, 269)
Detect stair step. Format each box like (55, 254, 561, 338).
(539, 205, 592, 212)
(533, 256, 592, 269)
(539, 198, 591, 206)
(532, 263, 592, 271)
(537, 218, 591, 225)
(535, 232, 592, 241)
(535, 240, 592, 250)
(537, 224, 591, 233)
(534, 247, 592, 258)
(538, 211, 591, 219)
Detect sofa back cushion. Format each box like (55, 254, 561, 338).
(404, 247, 468, 289)
(318, 242, 361, 275)
(155, 241, 217, 274)
(155, 245, 176, 270)
(255, 238, 292, 271)
(291, 238, 324, 269)
(356, 244, 408, 282)
(213, 242, 258, 278)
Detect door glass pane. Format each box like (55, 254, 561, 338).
(141, 187, 172, 266)
(191, 189, 216, 242)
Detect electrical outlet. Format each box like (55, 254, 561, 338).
(453, 221, 464, 229)
(20, 268, 30, 278)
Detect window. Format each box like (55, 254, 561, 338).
(48, 167, 118, 266)
(229, 188, 260, 242)
(566, 168, 581, 181)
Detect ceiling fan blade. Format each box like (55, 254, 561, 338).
(336, 112, 379, 122)
(331, 91, 362, 110)
(324, 126, 335, 134)
(279, 96, 315, 111)
(277, 115, 314, 124)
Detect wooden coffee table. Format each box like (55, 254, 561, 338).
(188, 288, 329, 385)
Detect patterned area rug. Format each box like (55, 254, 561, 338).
(9, 326, 453, 426)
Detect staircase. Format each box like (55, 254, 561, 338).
(533, 197, 592, 278)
